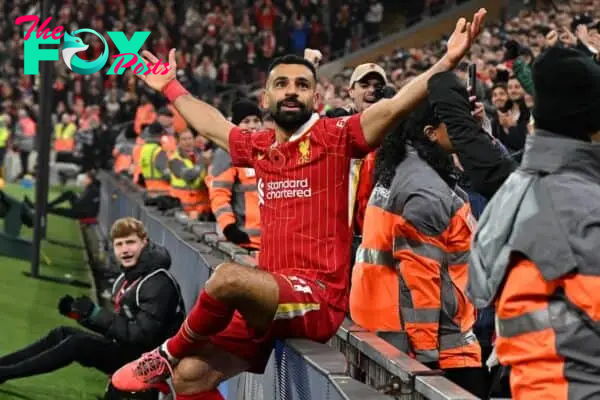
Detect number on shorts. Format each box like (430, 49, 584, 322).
(289, 276, 312, 294)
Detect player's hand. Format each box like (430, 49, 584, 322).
(587, 30, 600, 53)
(559, 27, 577, 47)
(469, 95, 485, 123)
(137, 49, 177, 92)
(444, 8, 487, 68)
(545, 30, 559, 47)
(576, 24, 590, 45)
(304, 48, 323, 67)
(201, 149, 213, 165)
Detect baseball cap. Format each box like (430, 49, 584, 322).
(349, 63, 389, 87)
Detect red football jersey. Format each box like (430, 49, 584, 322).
(228, 113, 373, 310)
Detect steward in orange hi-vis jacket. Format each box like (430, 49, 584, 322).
(168, 129, 210, 217)
(139, 122, 171, 196)
(350, 102, 484, 398)
(208, 100, 262, 250)
(468, 47, 600, 400)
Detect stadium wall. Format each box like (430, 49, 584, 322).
(96, 171, 479, 400)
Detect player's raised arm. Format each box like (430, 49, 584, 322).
(359, 8, 487, 147)
(137, 49, 234, 151)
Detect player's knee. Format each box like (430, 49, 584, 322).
(48, 325, 78, 341)
(206, 262, 247, 300)
(172, 357, 222, 394)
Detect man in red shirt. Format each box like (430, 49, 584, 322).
(112, 10, 486, 399)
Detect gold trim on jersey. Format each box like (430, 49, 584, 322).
(274, 302, 321, 320)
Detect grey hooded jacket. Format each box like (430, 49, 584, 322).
(468, 131, 600, 307)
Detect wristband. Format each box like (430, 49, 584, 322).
(162, 80, 189, 103)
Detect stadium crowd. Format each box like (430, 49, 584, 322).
(0, 0, 392, 181)
(1, 0, 600, 399)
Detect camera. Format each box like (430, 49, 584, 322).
(373, 86, 397, 101)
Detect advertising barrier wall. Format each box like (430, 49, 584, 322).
(97, 171, 479, 400)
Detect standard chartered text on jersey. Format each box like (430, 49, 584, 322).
(258, 178, 312, 204)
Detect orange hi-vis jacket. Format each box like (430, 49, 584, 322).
(134, 103, 156, 135)
(349, 150, 376, 235)
(208, 148, 260, 250)
(139, 141, 170, 195)
(112, 139, 134, 175)
(133, 132, 175, 185)
(53, 122, 77, 152)
(169, 149, 210, 215)
(468, 133, 600, 400)
(167, 104, 188, 133)
(350, 150, 481, 369)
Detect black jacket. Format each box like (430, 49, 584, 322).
(490, 101, 530, 154)
(326, 107, 354, 118)
(428, 72, 517, 199)
(74, 179, 101, 218)
(80, 242, 185, 351)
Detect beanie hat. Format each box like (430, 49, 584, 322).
(147, 121, 163, 137)
(503, 40, 521, 62)
(231, 100, 262, 125)
(157, 106, 173, 117)
(532, 47, 600, 140)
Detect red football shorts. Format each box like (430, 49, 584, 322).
(208, 273, 345, 373)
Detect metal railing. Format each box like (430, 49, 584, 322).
(96, 171, 479, 400)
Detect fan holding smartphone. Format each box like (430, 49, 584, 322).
(466, 64, 488, 127)
(467, 63, 477, 109)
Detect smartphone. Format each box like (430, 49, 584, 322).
(467, 63, 477, 111)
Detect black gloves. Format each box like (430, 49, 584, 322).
(223, 224, 250, 245)
(58, 295, 97, 321)
(72, 296, 97, 318)
(58, 295, 74, 316)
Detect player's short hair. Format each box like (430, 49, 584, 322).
(267, 54, 317, 82)
(110, 217, 148, 241)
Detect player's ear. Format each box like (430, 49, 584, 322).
(260, 89, 268, 110)
(348, 82, 355, 99)
(312, 90, 321, 112)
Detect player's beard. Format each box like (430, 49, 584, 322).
(271, 98, 313, 133)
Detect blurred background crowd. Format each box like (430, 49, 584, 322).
(1, 0, 598, 182)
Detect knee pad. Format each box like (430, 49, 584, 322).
(103, 382, 162, 400)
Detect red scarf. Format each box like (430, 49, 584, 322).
(114, 278, 142, 312)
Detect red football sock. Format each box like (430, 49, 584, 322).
(176, 389, 224, 399)
(166, 290, 234, 359)
(155, 382, 170, 394)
